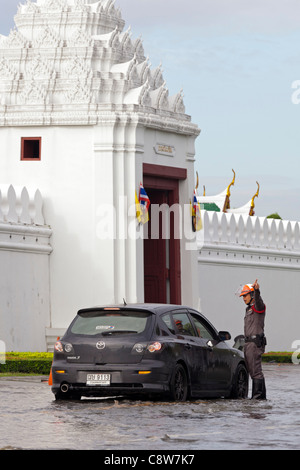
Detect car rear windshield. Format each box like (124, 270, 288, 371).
(70, 310, 152, 336)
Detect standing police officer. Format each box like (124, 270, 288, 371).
(240, 279, 267, 399)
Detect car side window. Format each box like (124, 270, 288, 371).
(172, 312, 196, 337)
(189, 313, 215, 340)
(161, 313, 175, 335)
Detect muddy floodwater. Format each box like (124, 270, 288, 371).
(0, 364, 299, 450)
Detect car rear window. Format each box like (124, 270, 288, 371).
(70, 310, 152, 336)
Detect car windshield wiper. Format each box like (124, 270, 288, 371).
(101, 330, 138, 336)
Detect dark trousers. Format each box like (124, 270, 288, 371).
(244, 342, 264, 379)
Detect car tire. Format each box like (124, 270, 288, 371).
(169, 364, 188, 401)
(230, 363, 249, 399)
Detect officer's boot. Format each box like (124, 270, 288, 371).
(251, 378, 266, 400)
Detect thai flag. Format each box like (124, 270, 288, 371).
(139, 183, 150, 211)
(193, 190, 198, 214)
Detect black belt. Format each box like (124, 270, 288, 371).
(245, 335, 259, 341)
(245, 334, 266, 346)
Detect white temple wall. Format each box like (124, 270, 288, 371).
(198, 211, 300, 351)
(0, 248, 51, 351)
(0, 125, 106, 331)
(0, 185, 52, 351)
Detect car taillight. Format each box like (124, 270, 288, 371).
(54, 341, 63, 352)
(147, 342, 162, 353)
(54, 341, 74, 353)
(132, 341, 163, 354)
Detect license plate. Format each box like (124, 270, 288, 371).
(86, 373, 111, 386)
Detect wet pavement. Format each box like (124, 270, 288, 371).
(0, 364, 299, 450)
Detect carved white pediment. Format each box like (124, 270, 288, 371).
(43, 0, 67, 11)
(73, 0, 89, 12)
(68, 27, 93, 47)
(64, 56, 93, 78)
(102, 0, 116, 14)
(136, 58, 151, 85)
(24, 0, 40, 13)
(33, 25, 63, 48)
(132, 37, 144, 60)
(0, 0, 192, 120)
(150, 83, 170, 111)
(150, 64, 164, 89)
(26, 55, 55, 79)
(0, 58, 18, 79)
(119, 27, 134, 56)
(169, 90, 186, 114)
(18, 80, 49, 105)
(64, 80, 94, 104)
(3, 29, 29, 49)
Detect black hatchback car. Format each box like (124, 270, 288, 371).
(51, 304, 248, 401)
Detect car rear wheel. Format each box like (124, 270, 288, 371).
(169, 364, 188, 401)
(230, 363, 248, 399)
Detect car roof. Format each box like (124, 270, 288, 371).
(77, 303, 201, 316)
(75, 304, 220, 337)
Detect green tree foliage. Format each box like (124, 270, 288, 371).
(266, 212, 282, 219)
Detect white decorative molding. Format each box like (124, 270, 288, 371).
(0, 222, 52, 254)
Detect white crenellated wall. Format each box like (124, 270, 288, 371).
(0, 184, 52, 351)
(197, 211, 300, 352)
(0, 184, 45, 226)
(200, 210, 300, 252)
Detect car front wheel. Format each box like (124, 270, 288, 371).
(169, 364, 188, 401)
(230, 363, 249, 399)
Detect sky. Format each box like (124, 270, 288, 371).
(1, 0, 300, 221)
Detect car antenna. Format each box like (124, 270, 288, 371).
(123, 298, 127, 306)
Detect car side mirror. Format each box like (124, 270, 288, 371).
(206, 339, 219, 348)
(218, 331, 231, 341)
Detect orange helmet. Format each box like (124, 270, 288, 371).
(239, 284, 254, 297)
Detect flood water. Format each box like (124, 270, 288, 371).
(0, 364, 299, 451)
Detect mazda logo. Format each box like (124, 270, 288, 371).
(96, 341, 105, 350)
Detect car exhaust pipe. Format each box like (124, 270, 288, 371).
(61, 383, 69, 393)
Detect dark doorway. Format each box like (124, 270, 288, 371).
(144, 188, 170, 303)
(143, 164, 186, 305)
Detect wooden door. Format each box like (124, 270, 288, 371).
(143, 164, 186, 305)
(144, 189, 169, 303)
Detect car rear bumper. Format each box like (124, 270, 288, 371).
(51, 360, 170, 397)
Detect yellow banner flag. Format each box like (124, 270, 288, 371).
(135, 190, 142, 224)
